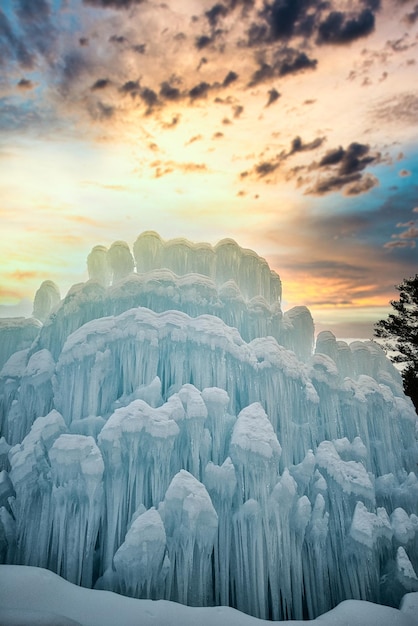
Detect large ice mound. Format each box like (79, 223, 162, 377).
(0, 232, 417, 621)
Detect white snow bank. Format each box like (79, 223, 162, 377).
(0, 566, 416, 626)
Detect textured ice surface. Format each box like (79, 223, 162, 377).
(0, 233, 417, 621)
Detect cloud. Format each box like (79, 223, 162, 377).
(317, 9, 375, 44)
(277, 50, 317, 76)
(83, 0, 145, 8)
(249, 49, 317, 85)
(371, 92, 418, 127)
(344, 173, 379, 196)
(59, 51, 90, 93)
(186, 134, 203, 145)
(159, 81, 181, 101)
(248, 62, 275, 86)
(189, 81, 211, 100)
(132, 43, 146, 54)
(398, 169, 411, 177)
(266, 87, 280, 107)
(254, 160, 280, 177)
(223, 71, 238, 87)
(319, 146, 345, 166)
(248, 0, 320, 45)
(151, 160, 209, 178)
(290, 135, 325, 153)
(140, 87, 158, 112)
(384, 239, 416, 249)
(109, 34, 127, 44)
(120, 80, 141, 96)
(17, 78, 34, 90)
(398, 225, 418, 239)
(307, 172, 363, 195)
(91, 78, 111, 90)
(405, 4, 418, 24)
(233, 104, 244, 118)
(240, 134, 325, 183)
(87, 100, 115, 120)
(205, 4, 229, 28)
(195, 35, 213, 50)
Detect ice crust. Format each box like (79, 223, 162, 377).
(0, 233, 417, 621)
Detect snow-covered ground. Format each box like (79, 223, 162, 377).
(0, 565, 417, 626)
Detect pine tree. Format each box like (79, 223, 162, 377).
(374, 274, 418, 411)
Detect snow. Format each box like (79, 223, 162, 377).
(0, 232, 418, 622)
(0, 566, 417, 626)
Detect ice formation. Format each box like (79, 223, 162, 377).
(0, 232, 417, 621)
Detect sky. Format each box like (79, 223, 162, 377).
(0, 0, 417, 339)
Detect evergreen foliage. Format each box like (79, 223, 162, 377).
(374, 275, 418, 411)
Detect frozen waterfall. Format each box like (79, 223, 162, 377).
(0, 233, 417, 621)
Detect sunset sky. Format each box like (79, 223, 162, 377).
(0, 0, 417, 338)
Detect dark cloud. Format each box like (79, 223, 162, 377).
(319, 146, 345, 166)
(338, 142, 376, 176)
(159, 81, 181, 101)
(246, 0, 330, 46)
(17, 77, 34, 89)
(261, 0, 314, 40)
(109, 35, 126, 44)
(197, 57, 208, 71)
(290, 135, 325, 153)
(189, 81, 211, 100)
(213, 131, 224, 139)
(306, 142, 380, 195)
(195, 35, 212, 49)
(60, 51, 88, 91)
(277, 51, 317, 76)
(405, 4, 418, 24)
(140, 87, 158, 112)
(79, 37, 89, 46)
(247, 22, 269, 47)
(308, 173, 362, 195)
(317, 9, 375, 45)
(249, 50, 317, 85)
(83, 0, 145, 8)
(223, 70, 238, 87)
(318, 142, 378, 175)
(248, 62, 275, 86)
(132, 43, 146, 54)
(120, 79, 141, 96)
(255, 160, 280, 177)
(91, 78, 111, 90)
(205, 3, 229, 27)
(266, 87, 280, 106)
